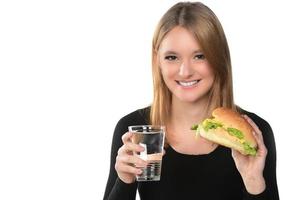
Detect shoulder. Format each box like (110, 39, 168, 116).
(111, 106, 151, 148)
(115, 106, 150, 133)
(238, 107, 276, 148)
(239, 108, 272, 132)
(119, 106, 150, 125)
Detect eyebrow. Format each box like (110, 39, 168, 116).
(163, 51, 178, 55)
(163, 50, 203, 55)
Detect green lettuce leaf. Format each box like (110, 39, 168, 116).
(202, 119, 223, 131)
(243, 142, 257, 156)
(227, 127, 244, 139)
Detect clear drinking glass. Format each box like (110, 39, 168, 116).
(128, 125, 165, 181)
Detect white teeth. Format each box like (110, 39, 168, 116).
(178, 80, 199, 86)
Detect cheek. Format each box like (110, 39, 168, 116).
(207, 76, 215, 88)
(200, 64, 214, 78)
(160, 65, 177, 79)
(201, 65, 215, 86)
(206, 72, 215, 86)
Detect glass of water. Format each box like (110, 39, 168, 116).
(128, 125, 165, 181)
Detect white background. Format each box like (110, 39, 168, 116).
(0, 0, 299, 199)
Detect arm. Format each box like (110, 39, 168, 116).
(103, 118, 138, 200)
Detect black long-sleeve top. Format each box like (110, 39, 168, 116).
(103, 107, 279, 200)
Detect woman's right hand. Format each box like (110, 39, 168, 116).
(115, 131, 148, 184)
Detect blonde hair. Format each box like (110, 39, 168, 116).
(150, 2, 235, 125)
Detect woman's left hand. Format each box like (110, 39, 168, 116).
(231, 115, 268, 194)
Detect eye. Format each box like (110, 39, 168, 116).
(194, 54, 205, 60)
(164, 55, 178, 61)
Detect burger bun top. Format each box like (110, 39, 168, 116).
(212, 107, 257, 148)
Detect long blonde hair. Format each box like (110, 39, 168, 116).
(150, 2, 235, 125)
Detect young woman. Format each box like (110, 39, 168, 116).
(103, 2, 279, 200)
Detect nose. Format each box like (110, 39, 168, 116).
(178, 61, 193, 78)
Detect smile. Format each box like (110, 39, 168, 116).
(176, 80, 200, 87)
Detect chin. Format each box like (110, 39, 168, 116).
(176, 95, 203, 104)
(174, 91, 210, 104)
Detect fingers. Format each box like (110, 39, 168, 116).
(121, 131, 133, 144)
(115, 132, 148, 176)
(117, 153, 147, 166)
(116, 145, 147, 175)
(119, 131, 145, 153)
(118, 142, 145, 155)
(115, 162, 143, 175)
(243, 115, 267, 156)
(243, 115, 264, 143)
(243, 115, 261, 136)
(253, 132, 268, 156)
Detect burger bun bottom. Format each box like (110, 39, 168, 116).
(198, 127, 249, 155)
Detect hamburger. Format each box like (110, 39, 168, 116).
(191, 107, 257, 155)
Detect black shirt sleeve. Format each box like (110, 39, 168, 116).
(103, 109, 148, 200)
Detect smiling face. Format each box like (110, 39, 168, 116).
(158, 26, 215, 104)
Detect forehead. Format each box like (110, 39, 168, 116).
(159, 26, 202, 53)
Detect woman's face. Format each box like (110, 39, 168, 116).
(158, 26, 214, 104)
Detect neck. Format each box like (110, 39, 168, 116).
(166, 95, 218, 152)
(169, 95, 209, 128)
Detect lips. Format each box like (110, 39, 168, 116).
(176, 80, 200, 87)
